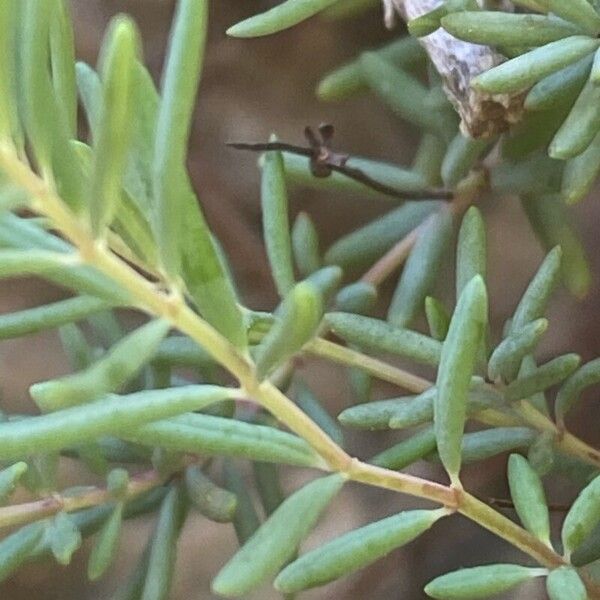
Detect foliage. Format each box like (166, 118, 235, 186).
(2, 0, 600, 598)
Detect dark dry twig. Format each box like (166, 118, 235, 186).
(227, 124, 453, 202)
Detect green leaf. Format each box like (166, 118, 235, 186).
(0, 462, 27, 504)
(335, 282, 377, 315)
(184, 465, 237, 523)
(50, 511, 82, 566)
(88, 502, 124, 580)
(525, 54, 593, 112)
(295, 381, 344, 446)
(412, 133, 446, 186)
(253, 462, 285, 516)
(0, 385, 233, 461)
(262, 139, 295, 296)
(128, 413, 320, 467)
(212, 474, 344, 597)
(442, 11, 580, 47)
(141, 485, 187, 600)
(550, 77, 600, 160)
(90, 16, 140, 235)
(59, 323, 94, 371)
(22, 0, 55, 170)
(571, 520, 600, 566)
(371, 427, 437, 470)
(338, 397, 410, 430)
(507, 454, 551, 544)
(548, 0, 600, 35)
(275, 509, 446, 593)
(388, 209, 454, 328)
(0, 216, 129, 303)
(456, 207, 487, 298)
(31, 319, 171, 412)
(324, 201, 440, 271)
(292, 212, 321, 277)
(49, 0, 77, 138)
(442, 134, 491, 188)
(505, 353, 580, 401)
(434, 275, 488, 484)
(0, 0, 21, 146)
(325, 312, 443, 366)
(255, 281, 323, 378)
(473, 36, 600, 94)
(227, 0, 339, 38)
(223, 461, 261, 545)
(360, 52, 441, 131)
(316, 37, 424, 102)
(425, 297, 450, 341)
(556, 358, 600, 425)
(562, 473, 600, 555)
(425, 564, 547, 599)
(152, 0, 207, 276)
(304, 265, 343, 304)
(460, 428, 535, 463)
(488, 318, 548, 382)
(510, 246, 562, 333)
(547, 566, 587, 600)
(561, 129, 600, 204)
(0, 295, 113, 340)
(0, 522, 45, 583)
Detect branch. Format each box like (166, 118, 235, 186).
(227, 125, 453, 201)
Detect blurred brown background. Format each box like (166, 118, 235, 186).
(2, 1, 600, 598)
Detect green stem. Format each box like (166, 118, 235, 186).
(0, 145, 579, 576)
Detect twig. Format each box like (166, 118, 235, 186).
(360, 218, 426, 286)
(227, 125, 453, 201)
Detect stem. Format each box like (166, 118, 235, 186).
(307, 337, 431, 392)
(458, 491, 564, 568)
(0, 467, 166, 529)
(0, 145, 582, 577)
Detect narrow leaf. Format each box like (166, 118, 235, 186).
(371, 427, 437, 470)
(292, 211, 321, 277)
(388, 209, 454, 328)
(505, 354, 580, 402)
(434, 275, 488, 484)
(547, 566, 587, 600)
(556, 357, 600, 425)
(324, 201, 440, 270)
(473, 36, 600, 94)
(507, 454, 551, 544)
(488, 318, 548, 382)
(255, 281, 323, 378)
(141, 485, 187, 600)
(91, 16, 140, 235)
(31, 319, 171, 412)
(562, 473, 600, 555)
(0, 296, 112, 340)
(325, 312, 443, 366)
(227, 0, 338, 38)
(335, 282, 377, 315)
(0, 462, 27, 504)
(184, 465, 237, 523)
(262, 139, 295, 295)
(88, 502, 124, 580)
(425, 565, 547, 599)
(0, 385, 233, 461)
(50, 511, 82, 566)
(275, 509, 446, 593)
(212, 474, 344, 597)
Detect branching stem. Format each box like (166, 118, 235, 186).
(0, 144, 589, 576)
